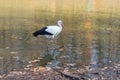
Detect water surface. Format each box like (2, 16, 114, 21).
(0, 0, 120, 74)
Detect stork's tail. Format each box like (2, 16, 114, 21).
(33, 30, 40, 37)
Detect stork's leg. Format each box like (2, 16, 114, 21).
(45, 39, 49, 51)
(53, 37, 58, 44)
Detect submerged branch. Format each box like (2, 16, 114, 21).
(52, 68, 89, 80)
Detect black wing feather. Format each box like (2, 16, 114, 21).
(33, 27, 53, 37)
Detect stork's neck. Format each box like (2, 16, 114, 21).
(58, 23, 63, 29)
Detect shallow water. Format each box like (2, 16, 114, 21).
(0, 0, 120, 74)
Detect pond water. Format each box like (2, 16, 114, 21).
(0, 1, 120, 74)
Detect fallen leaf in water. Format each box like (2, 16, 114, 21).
(63, 68, 69, 73)
(59, 56, 69, 58)
(26, 64, 34, 68)
(0, 57, 3, 60)
(10, 51, 18, 54)
(24, 67, 30, 71)
(5, 47, 10, 49)
(0, 74, 5, 79)
(58, 48, 64, 52)
(31, 66, 46, 72)
(77, 69, 86, 74)
(66, 63, 76, 67)
(18, 37, 23, 40)
(46, 67, 52, 71)
(28, 59, 40, 64)
(47, 62, 52, 65)
(78, 52, 83, 54)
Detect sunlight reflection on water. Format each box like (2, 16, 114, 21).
(0, 7, 120, 74)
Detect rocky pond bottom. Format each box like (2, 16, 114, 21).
(0, 59, 119, 80)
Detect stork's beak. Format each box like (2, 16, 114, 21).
(61, 23, 64, 27)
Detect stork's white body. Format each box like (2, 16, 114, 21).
(45, 25, 62, 38)
(33, 20, 64, 39)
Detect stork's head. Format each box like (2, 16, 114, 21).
(57, 20, 64, 27)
